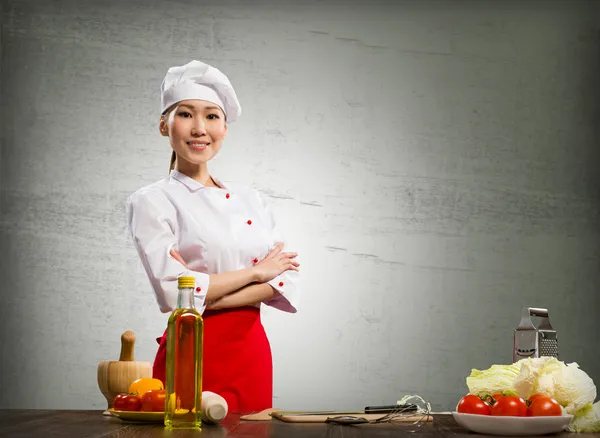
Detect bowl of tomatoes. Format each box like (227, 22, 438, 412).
(452, 393, 573, 436)
(109, 390, 167, 422)
(108, 378, 167, 422)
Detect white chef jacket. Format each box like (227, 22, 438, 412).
(126, 169, 299, 315)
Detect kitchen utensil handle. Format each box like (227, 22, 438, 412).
(528, 307, 549, 317)
(365, 404, 418, 413)
(119, 330, 136, 361)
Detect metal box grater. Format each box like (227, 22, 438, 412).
(513, 307, 559, 363)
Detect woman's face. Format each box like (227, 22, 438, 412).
(160, 99, 228, 167)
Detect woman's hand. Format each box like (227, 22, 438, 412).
(170, 249, 189, 269)
(251, 243, 299, 283)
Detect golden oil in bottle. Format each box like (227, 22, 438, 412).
(164, 275, 203, 429)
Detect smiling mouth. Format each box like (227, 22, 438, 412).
(188, 142, 210, 150)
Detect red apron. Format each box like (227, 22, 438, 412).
(153, 306, 272, 413)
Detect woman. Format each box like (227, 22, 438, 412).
(126, 60, 300, 413)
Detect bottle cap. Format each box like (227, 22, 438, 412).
(178, 276, 195, 289)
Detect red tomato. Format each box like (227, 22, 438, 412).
(527, 393, 546, 403)
(485, 393, 505, 405)
(457, 395, 491, 415)
(113, 393, 142, 411)
(528, 396, 562, 416)
(141, 389, 167, 412)
(491, 396, 528, 416)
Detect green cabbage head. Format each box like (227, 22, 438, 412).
(465, 357, 598, 432)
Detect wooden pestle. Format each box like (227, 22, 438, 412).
(119, 330, 136, 361)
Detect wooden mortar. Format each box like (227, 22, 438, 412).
(97, 330, 152, 414)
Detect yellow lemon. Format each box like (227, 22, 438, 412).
(128, 377, 164, 397)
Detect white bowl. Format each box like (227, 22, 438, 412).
(452, 412, 573, 436)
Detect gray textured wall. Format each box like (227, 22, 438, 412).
(1, 0, 599, 411)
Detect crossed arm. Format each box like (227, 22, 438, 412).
(170, 243, 299, 310)
(206, 283, 278, 310)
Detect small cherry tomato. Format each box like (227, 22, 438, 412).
(113, 393, 142, 411)
(457, 394, 491, 415)
(491, 396, 528, 417)
(528, 396, 562, 416)
(141, 389, 167, 412)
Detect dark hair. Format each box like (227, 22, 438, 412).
(169, 150, 176, 174)
(162, 105, 176, 174)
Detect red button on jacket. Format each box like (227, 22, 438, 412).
(279, 281, 284, 287)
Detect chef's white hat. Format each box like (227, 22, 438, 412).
(160, 60, 241, 122)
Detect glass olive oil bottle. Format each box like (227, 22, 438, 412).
(164, 275, 203, 429)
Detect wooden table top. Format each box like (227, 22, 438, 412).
(0, 409, 596, 437)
